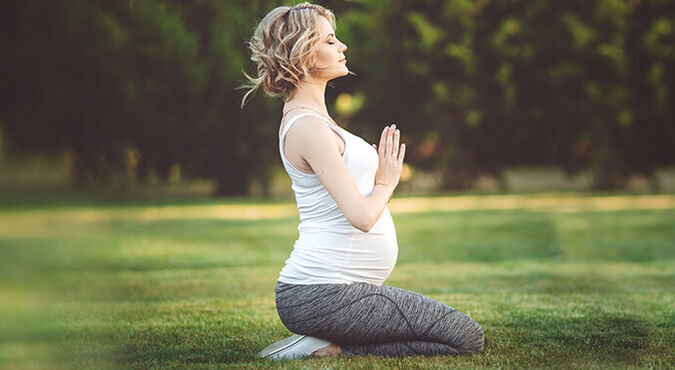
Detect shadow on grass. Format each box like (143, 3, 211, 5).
(54, 314, 651, 367)
(489, 313, 649, 366)
(59, 325, 267, 367)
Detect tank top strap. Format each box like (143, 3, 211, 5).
(279, 112, 344, 142)
(279, 113, 348, 179)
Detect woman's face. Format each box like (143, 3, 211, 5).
(311, 16, 348, 80)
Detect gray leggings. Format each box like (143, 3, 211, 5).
(274, 281, 484, 357)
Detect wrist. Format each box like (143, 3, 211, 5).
(374, 183, 394, 201)
(375, 182, 393, 190)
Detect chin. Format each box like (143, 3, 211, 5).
(335, 65, 349, 77)
(322, 66, 350, 81)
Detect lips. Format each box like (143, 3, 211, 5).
(339, 58, 346, 63)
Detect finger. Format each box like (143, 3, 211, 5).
(393, 129, 400, 157)
(378, 127, 388, 157)
(397, 143, 406, 164)
(386, 125, 394, 158)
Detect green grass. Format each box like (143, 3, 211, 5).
(0, 193, 673, 368)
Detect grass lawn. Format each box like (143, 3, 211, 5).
(0, 192, 673, 368)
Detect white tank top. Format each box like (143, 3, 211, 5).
(277, 113, 398, 286)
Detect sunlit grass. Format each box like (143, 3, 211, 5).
(2, 193, 672, 237)
(390, 193, 675, 212)
(0, 193, 673, 368)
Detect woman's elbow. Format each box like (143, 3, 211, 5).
(350, 214, 376, 233)
(343, 202, 377, 232)
(353, 223, 372, 233)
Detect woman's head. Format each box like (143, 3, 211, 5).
(241, 2, 348, 107)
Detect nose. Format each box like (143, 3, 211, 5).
(340, 42, 347, 53)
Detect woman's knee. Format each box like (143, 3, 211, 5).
(440, 312, 484, 353)
(459, 317, 484, 353)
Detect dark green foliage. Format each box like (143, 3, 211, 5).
(0, 0, 673, 193)
(337, 0, 674, 189)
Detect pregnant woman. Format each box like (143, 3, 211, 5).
(241, 2, 484, 359)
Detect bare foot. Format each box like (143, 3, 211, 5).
(310, 344, 343, 358)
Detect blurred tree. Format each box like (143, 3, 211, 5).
(0, 0, 673, 194)
(332, 0, 674, 190)
(0, 0, 280, 194)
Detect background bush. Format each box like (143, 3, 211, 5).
(1, 0, 673, 194)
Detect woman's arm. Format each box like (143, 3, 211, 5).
(286, 116, 405, 232)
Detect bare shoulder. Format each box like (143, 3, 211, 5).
(284, 114, 331, 136)
(284, 115, 340, 152)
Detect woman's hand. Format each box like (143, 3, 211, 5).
(372, 124, 406, 191)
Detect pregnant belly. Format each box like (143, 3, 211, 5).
(285, 207, 399, 285)
(343, 207, 398, 283)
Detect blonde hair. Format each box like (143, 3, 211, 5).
(240, 2, 336, 108)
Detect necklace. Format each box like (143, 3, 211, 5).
(281, 106, 340, 128)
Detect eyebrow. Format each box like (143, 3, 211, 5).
(325, 33, 334, 39)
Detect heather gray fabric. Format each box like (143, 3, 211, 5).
(274, 281, 484, 357)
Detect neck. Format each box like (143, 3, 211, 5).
(284, 78, 328, 116)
